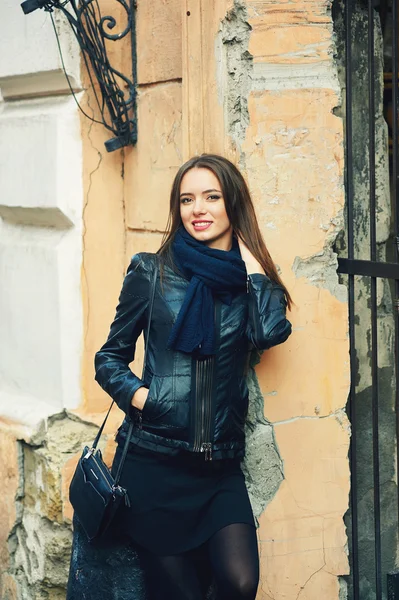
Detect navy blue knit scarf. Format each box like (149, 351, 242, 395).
(167, 226, 247, 357)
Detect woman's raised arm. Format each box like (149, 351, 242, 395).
(246, 273, 292, 350)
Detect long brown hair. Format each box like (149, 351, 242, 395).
(157, 154, 292, 309)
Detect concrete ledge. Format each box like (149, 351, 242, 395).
(0, 70, 81, 101)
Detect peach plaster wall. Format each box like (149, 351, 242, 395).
(242, 2, 350, 598)
(80, 1, 350, 599)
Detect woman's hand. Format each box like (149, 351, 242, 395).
(131, 386, 149, 410)
(236, 234, 265, 275)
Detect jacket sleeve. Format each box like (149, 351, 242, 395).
(246, 273, 292, 350)
(94, 254, 150, 417)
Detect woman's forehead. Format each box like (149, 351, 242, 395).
(180, 168, 221, 193)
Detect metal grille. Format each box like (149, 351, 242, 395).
(336, 0, 399, 597)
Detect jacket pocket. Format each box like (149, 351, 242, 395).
(141, 375, 173, 423)
(141, 375, 157, 421)
(141, 392, 157, 421)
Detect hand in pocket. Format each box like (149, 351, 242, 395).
(131, 386, 149, 411)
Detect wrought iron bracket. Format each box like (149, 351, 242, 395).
(21, 0, 137, 152)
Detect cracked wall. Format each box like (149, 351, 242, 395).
(333, 2, 397, 599)
(1, 0, 352, 598)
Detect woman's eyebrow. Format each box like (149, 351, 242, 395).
(179, 189, 222, 197)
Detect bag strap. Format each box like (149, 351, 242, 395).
(140, 259, 158, 380)
(114, 260, 158, 486)
(91, 259, 159, 454)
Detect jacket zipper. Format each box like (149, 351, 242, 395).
(192, 300, 220, 461)
(193, 357, 214, 460)
(193, 356, 214, 460)
(193, 358, 206, 452)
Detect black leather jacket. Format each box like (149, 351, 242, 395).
(94, 253, 292, 460)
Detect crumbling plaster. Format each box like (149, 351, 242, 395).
(2, 413, 103, 599)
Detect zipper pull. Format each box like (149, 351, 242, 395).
(84, 448, 94, 460)
(246, 275, 250, 293)
(138, 412, 142, 430)
(201, 443, 213, 461)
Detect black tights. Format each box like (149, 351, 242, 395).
(140, 523, 259, 600)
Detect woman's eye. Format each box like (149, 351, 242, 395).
(180, 197, 192, 204)
(207, 195, 221, 201)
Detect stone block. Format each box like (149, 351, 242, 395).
(0, 222, 83, 421)
(0, 96, 83, 422)
(0, 425, 19, 586)
(291, 570, 339, 599)
(257, 287, 349, 422)
(0, 0, 80, 98)
(257, 417, 350, 598)
(184, 0, 231, 158)
(323, 516, 349, 576)
(0, 573, 18, 600)
(125, 230, 165, 260)
(241, 87, 348, 423)
(125, 82, 182, 231)
(23, 444, 63, 523)
(247, 1, 331, 25)
(78, 101, 127, 415)
(135, 0, 182, 84)
(274, 417, 350, 515)
(247, 0, 333, 73)
(243, 89, 343, 261)
(0, 96, 82, 227)
(13, 510, 72, 591)
(249, 24, 331, 64)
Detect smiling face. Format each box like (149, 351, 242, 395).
(179, 167, 233, 251)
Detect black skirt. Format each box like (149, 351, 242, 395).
(111, 443, 256, 556)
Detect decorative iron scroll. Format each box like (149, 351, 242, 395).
(21, 0, 137, 153)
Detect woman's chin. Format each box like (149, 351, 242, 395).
(190, 229, 213, 242)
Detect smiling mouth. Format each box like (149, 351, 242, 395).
(193, 221, 212, 230)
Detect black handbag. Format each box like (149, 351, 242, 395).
(69, 261, 158, 543)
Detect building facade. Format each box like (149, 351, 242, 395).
(2, 0, 393, 598)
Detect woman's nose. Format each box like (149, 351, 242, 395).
(192, 198, 206, 214)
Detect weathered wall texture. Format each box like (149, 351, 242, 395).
(230, 1, 350, 597)
(0, 0, 350, 598)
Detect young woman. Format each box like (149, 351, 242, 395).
(94, 154, 292, 600)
